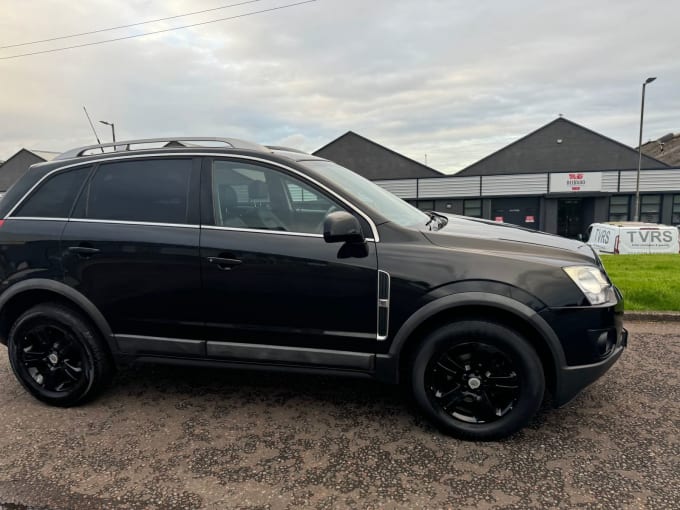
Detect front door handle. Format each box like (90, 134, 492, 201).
(206, 256, 242, 270)
(68, 246, 101, 258)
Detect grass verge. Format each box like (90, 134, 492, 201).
(600, 254, 680, 311)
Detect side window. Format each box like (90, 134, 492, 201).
(76, 159, 192, 224)
(211, 160, 346, 234)
(13, 167, 90, 218)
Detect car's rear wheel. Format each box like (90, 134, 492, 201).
(410, 320, 544, 440)
(7, 303, 113, 406)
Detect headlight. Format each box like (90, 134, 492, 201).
(563, 266, 614, 305)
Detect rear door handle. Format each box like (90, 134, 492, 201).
(68, 246, 101, 258)
(206, 256, 242, 270)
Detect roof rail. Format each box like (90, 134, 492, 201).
(266, 145, 309, 155)
(55, 137, 269, 160)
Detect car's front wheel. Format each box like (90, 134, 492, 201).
(410, 320, 544, 440)
(7, 303, 113, 406)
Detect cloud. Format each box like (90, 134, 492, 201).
(1, 0, 678, 173)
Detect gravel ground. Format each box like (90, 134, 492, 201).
(0, 321, 678, 510)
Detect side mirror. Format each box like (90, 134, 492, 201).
(323, 211, 365, 244)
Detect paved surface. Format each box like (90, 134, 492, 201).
(625, 310, 680, 322)
(0, 321, 678, 510)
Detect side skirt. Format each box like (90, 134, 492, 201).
(131, 355, 376, 380)
(115, 334, 376, 372)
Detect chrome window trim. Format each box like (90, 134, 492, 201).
(69, 218, 201, 229)
(4, 217, 376, 241)
(4, 152, 381, 242)
(203, 224, 376, 241)
(204, 224, 321, 238)
(4, 216, 70, 222)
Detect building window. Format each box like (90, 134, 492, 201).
(608, 195, 629, 222)
(417, 200, 434, 211)
(672, 195, 680, 225)
(640, 195, 661, 223)
(464, 199, 482, 218)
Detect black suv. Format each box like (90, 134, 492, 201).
(0, 137, 626, 439)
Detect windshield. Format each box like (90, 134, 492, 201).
(304, 160, 431, 228)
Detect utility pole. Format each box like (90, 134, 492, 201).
(634, 77, 657, 222)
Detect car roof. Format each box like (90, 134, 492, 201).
(27, 138, 326, 176)
(7, 137, 392, 229)
(51, 137, 326, 163)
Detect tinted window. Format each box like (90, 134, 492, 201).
(464, 199, 482, 218)
(672, 195, 680, 225)
(608, 195, 629, 222)
(211, 160, 344, 234)
(79, 159, 192, 223)
(640, 194, 661, 223)
(13, 167, 90, 218)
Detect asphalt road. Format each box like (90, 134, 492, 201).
(0, 321, 678, 510)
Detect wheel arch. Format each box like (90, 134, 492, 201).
(0, 279, 117, 357)
(377, 293, 566, 396)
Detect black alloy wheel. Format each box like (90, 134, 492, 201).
(14, 323, 87, 395)
(426, 342, 520, 424)
(411, 320, 545, 440)
(8, 303, 113, 406)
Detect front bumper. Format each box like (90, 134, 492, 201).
(553, 327, 628, 406)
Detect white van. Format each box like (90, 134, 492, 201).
(586, 222, 679, 254)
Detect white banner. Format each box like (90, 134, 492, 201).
(588, 224, 679, 254)
(618, 227, 679, 254)
(550, 172, 602, 193)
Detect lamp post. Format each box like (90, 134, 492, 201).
(99, 120, 116, 143)
(633, 77, 656, 222)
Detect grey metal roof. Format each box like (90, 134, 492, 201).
(456, 117, 670, 177)
(27, 150, 59, 161)
(313, 131, 442, 180)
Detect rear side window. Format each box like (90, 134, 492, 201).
(13, 167, 90, 218)
(76, 159, 192, 224)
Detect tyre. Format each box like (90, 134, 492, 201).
(7, 303, 114, 406)
(410, 320, 544, 440)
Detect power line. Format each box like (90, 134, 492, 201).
(0, 0, 317, 60)
(0, 0, 266, 49)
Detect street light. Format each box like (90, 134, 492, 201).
(99, 120, 116, 143)
(633, 77, 657, 222)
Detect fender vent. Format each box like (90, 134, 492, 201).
(377, 270, 390, 340)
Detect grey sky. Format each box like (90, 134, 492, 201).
(0, 0, 678, 173)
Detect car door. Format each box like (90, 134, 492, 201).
(200, 157, 379, 367)
(1, 165, 92, 285)
(60, 156, 204, 356)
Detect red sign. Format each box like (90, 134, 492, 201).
(495, 216, 504, 222)
(566, 173, 586, 191)
(525, 215, 535, 223)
